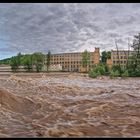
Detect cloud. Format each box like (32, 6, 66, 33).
(0, 3, 140, 59)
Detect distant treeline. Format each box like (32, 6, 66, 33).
(0, 51, 51, 72)
(0, 57, 11, 65)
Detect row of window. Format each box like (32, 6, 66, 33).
(113, 60, 140, 64)
(112, 52, 130, 55)
(52, 54, 82, 58)
(63, 65, 94, 69)
(51, 54, 95, 59)
(113, 61, 127, 64)
(112, 52, 138, 56)
(52, 53, 95, 57)
(52, 59, 82, 61)
(52, 56, 94, 59)
(113, 56, 128, 59)
(51, 61, 94, 65)
(52, 59, 94, 61)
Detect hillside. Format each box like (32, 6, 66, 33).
(0, 57, 11, 65)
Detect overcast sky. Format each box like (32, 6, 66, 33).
(0, 3, 140, 59)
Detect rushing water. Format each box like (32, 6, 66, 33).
(0, 73, 140, 137)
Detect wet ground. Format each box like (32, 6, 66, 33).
(0, 72, 140, 137)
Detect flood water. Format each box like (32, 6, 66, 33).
(0, 72, 140, 137)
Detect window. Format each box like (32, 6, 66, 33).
(124, 56, 127, 59)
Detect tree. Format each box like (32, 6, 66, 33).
(107, 51, 111, 59)
(127, 33, 140, 76)
(101, 51, 111, 63)
(46, 51, 51, 72)
(10, 56, 19, 72)
(101, 51, 107, 63)
(17, 52, 21, 66)
(32, 52, 44, 72)
(10, 52, 22, 72)
(23, 55, 33, 72)
(82, 49, 90, 72)
(130, 33, 140, 70)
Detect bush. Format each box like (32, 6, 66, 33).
(93, 64, 106, 75)
(112, 65, 122, 73)
(135, 71, 140, 76)
(98, 66, 105, 75)
(127, 65, 140, 77)
(89, 64, 106, 78)
(89, 71, 99, 78)
(104, 64, 109, 73)
(110, 70, 120, 78)
(121, 70, 129, 77)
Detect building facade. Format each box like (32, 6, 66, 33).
(44, 48, 100, 72)
(107, 50, 137, 68)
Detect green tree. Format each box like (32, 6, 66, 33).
(107, 51, 111, 59)
(101, 51, 111, 63)
(46, 51, 51, 72)
(10, 56, 19, 72)
(32, 52, 44, 72)
(0, 57, 11, 65)
(10, 53, 22, 72)
(127, 33, 140, 76)
(23, 55, 33, 72)
(17, 52, 21, 66)
(82, 50, 90, 72)
(101, 51, 107, 63)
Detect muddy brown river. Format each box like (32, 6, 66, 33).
(0, 72, 140, 137)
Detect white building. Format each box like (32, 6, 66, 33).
(49, 64, 62, 71)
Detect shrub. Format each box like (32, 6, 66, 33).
(110, 70, 120, 78)
(112, 65, 122, 73)
(121, 70, 129, 77)
(89, 64, 106, 78)
(135, 70, 140, 76)
(93, 64, 106, 75)
(89, 71, 100, 78)
(127, 65, 140, 77)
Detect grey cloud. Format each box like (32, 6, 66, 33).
(0, 3, 140, 58)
